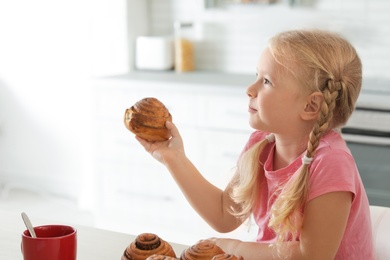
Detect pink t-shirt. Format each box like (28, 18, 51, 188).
(243, 130, 375, 259)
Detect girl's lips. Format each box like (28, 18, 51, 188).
(248, 106, 257, 113)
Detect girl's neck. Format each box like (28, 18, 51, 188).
(271, 129, 336, 170)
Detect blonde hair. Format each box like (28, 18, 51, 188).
(230, 29, 362, 243)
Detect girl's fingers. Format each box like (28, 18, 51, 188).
(166, 121, 180, 138)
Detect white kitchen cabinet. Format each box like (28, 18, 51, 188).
(90, 72, 256, 244)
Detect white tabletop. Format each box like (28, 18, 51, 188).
(0, 210, 188, 260)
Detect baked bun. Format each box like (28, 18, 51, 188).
(211, 254, 244, 260)
(146, 255, 178, 260)
(180, 240, 225, 260)
(124, 97, 172, 141)
(121, 233, 177, 260)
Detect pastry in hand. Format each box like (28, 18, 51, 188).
(146, 254, 178, 260)
(180, 240, 225, 260)
(121, 233, 177, 260)
(124, 97, 172, 141)
(212, 254, 244, 260)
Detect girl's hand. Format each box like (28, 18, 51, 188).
(135, 121, 185, 166)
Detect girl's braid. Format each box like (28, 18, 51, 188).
(306, 79, 342, 158)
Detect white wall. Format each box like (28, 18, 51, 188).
(147, 0, 390, 83)
(0, 0, 128, 207)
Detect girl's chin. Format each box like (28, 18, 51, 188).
(248, 119, 269, 132)
(248, 120, 261, 130)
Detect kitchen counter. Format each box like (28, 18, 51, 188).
(0, 209, 188, 260)
(90, 71, 390, 217)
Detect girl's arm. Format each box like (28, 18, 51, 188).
(213, 191, 352, 260)
(136, 121, 244, 232)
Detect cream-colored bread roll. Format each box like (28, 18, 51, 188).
(124, 97, 172, 141)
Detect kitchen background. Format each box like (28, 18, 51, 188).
(0, 0, 389, 246)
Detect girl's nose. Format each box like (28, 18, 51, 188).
(246, 82, 257, 98)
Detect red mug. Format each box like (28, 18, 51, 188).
(21, 225, 77, 260)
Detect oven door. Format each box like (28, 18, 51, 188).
(342, 128, 390, 207)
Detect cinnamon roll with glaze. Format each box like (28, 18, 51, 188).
(212, 254, 244, 260)
(180, 240, 225, 260)
(124, 97, 172, 142)
(121, 233, 176, 260)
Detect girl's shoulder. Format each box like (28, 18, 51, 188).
(317, 129, 351, 156)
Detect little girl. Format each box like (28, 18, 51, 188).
(136, 29, 375, 259)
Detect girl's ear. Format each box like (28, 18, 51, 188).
(301, 92, 323, 120)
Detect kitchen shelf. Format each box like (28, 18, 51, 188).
(98, 70, 254, 89)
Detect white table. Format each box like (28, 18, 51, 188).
(0, 210, 188, 260)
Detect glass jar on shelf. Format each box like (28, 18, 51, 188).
(174, 21, 195, 73)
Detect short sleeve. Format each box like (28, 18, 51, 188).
(307, 148, 358, 202)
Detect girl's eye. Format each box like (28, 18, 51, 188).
(264, 78, 271, 84)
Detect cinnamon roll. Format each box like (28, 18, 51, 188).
(121, 233, 176, 260)
(180, 240, 225, 260)
(211, 254, 244, 260)
(146, 255, 178, 260)
(124, 97, 172, 142)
